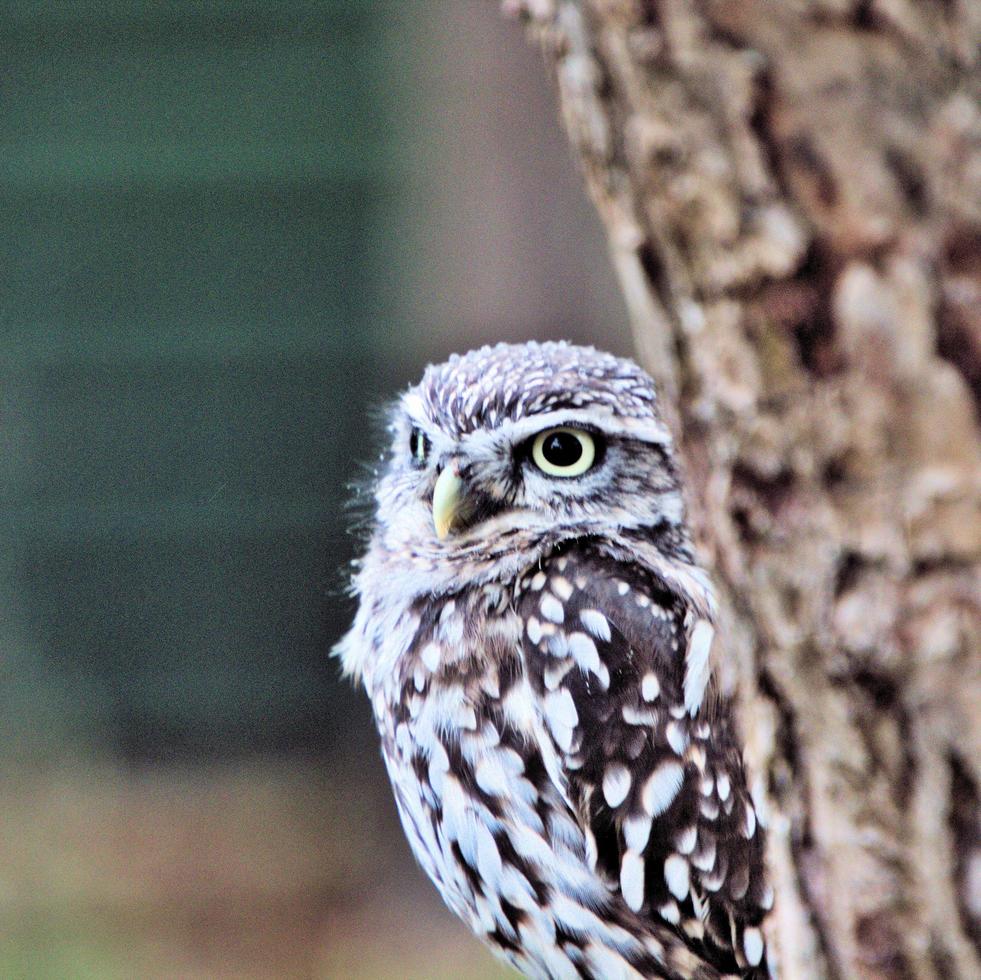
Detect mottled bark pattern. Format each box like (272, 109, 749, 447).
(506, 1, 980, 977)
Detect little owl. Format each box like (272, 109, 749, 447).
(337, 342, 770, 979)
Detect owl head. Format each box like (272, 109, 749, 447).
(367, 342, 689, 583)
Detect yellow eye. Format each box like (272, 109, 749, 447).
(531, 427, 597, 477)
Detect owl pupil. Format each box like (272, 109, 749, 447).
(409, 428, 429, 464)
(542, 432, 583, 467)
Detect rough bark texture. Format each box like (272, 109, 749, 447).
(506, 2, 980, 978)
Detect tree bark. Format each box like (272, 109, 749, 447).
(506, 2, 980, 978)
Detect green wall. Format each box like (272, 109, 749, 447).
(0, 1, 412, 760)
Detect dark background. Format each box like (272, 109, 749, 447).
(0, 2, 628, 976)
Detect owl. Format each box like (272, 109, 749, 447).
(336, 342, 771, 979)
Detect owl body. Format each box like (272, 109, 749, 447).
(339, 343, 771, 979)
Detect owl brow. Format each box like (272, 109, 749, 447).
(499, 410, 669, 446)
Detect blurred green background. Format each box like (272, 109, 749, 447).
(0, 2, 627, 977)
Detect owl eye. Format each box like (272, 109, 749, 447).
(531, 427, 597, 477)
(409, 427, 430, 466)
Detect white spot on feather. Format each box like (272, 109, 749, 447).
(641, 673, 660, 701)
(474, 755, 510, 796)
(743, 804, 757, 838)
(544, 688, 578, 751)
(567, 632, 609, 688)
(547, 632, 568, 658)
(666, 721, 688, 756)
(427, 740, 450, 794)
(421, 642, 441, 671)
(438, 601, 464, 645)
(551, 576, 573, 600)
(701, 865, 726, 891)
(473, 895, 495, 934)
(744, 927, 765, 966)
(551, 893, 620, 939)
(585, 944, 646, 980)
(701, 798, 719, 820)
(394, 722, 412, 754)
(642, 935, 664, 962)
(480, 669, 500, 699)
(474, 821, 503, 889)
(684, 619, 714, 715)
(603, 765, 632, 807)
(623, 705, 658, 726)
(623, 812, 652, 852)
(675, 825, 697, 855)
(692, 838, 717, 872)
(642, 761, 684, 816)
(439, 775, 468, 843)
(620, 851, 645, 911)
(495, 872, 536, 925)
(716, 772, 731, 801)
(540, 593, 564, 624)
(507, 824, 552, 866)
(544, 659, 574, 691)
(664, 854, 690, 900)
(579, 609, 611, 641)
(502, 684, 536, 732)
(526, 617, 542, 645)
(760, 883, 775, 910)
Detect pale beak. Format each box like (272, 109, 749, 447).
(432, 466, 465, 540)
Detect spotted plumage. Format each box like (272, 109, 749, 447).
(337, 342, 771, 979)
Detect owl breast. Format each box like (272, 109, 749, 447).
(372, 583, 620, 978)
(367, 543, 767, 980)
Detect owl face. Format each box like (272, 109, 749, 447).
(370, 342, 686, 571)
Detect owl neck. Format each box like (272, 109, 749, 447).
(364, 514, 706, 611)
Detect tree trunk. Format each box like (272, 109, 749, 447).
(506, 2, 980, 977)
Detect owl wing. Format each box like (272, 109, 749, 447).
(517, 545, 770, 975)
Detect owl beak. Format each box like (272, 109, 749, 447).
(432, 465, 465, 540)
